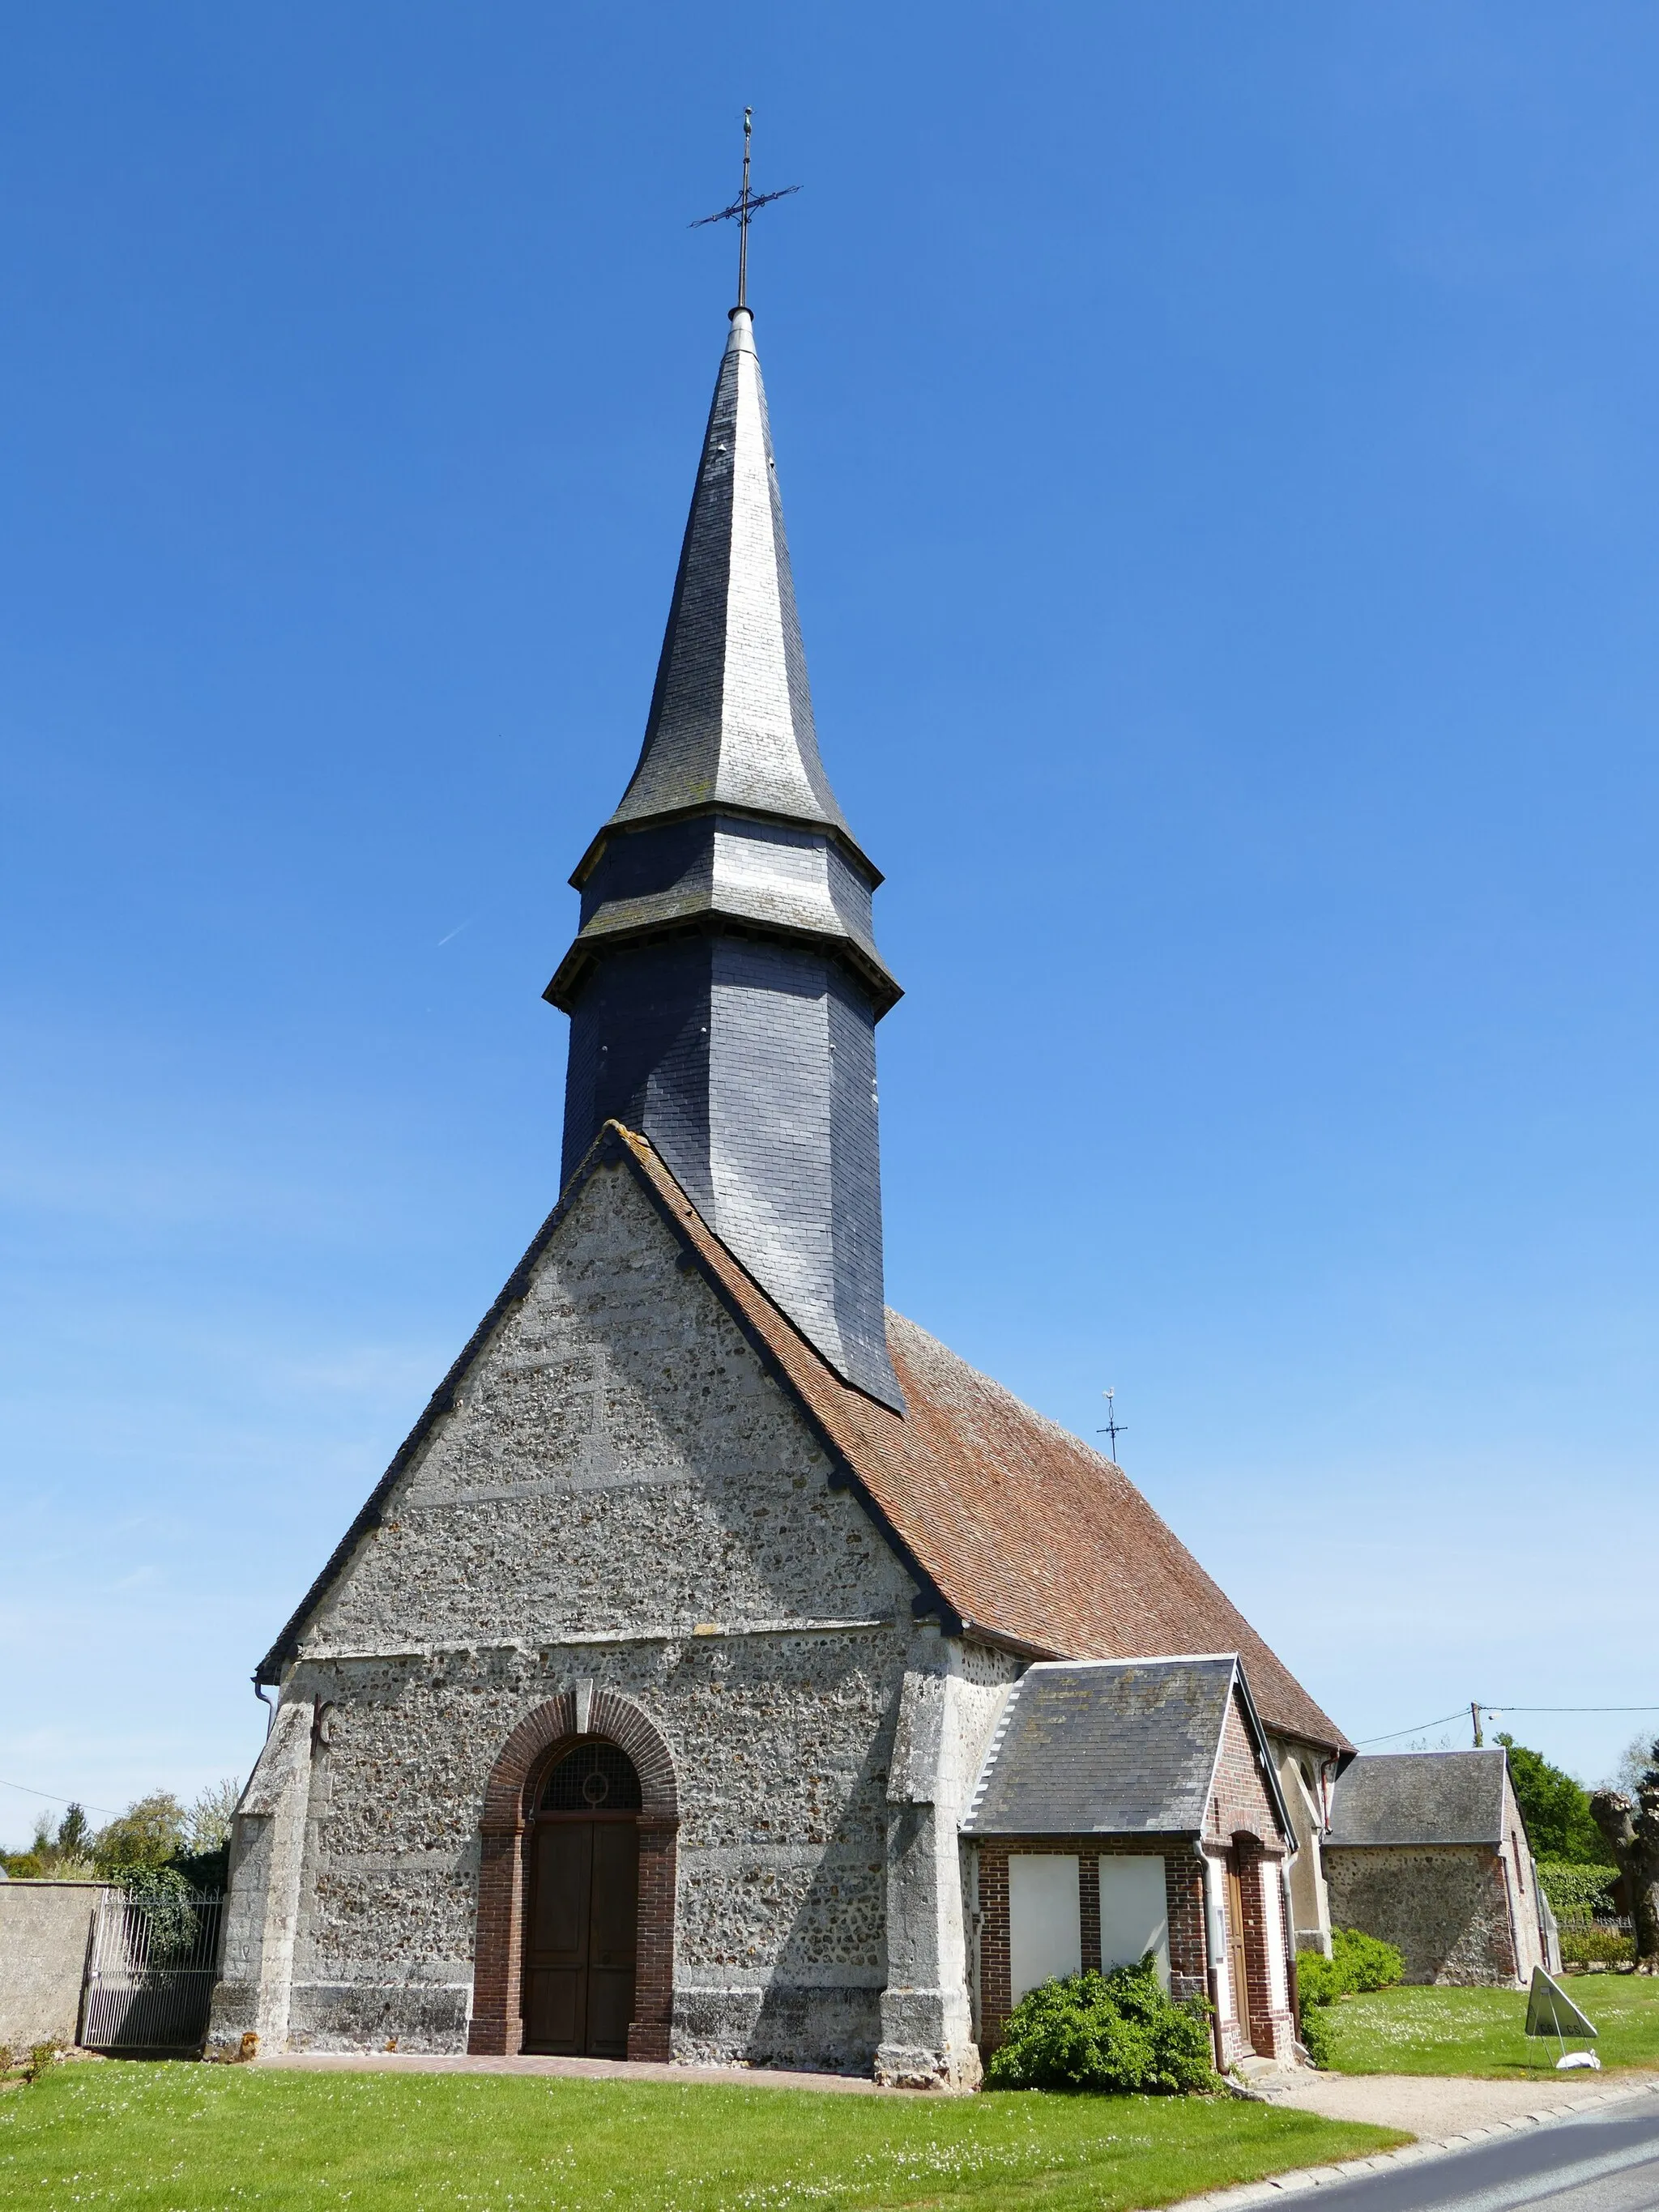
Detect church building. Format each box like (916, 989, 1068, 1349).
(208, 283, 1351, 2086)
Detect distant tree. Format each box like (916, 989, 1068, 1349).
(186, 1780, 241, 1856)
(1612, 1734, 1649, 1799)
(0, 1805, 92, 1882)
(1495, 1735, 1613, 1865)
(168, 1779, 243, 1893)
(92, 1793, 187, 1876)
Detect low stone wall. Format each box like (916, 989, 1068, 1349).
(0, 1882, 109, 2048)
(1324, 1844, 1518, 1985)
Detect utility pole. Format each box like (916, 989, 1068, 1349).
(1471, 1701, 1483, 1748)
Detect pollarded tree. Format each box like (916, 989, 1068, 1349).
(1591, 1740, 1659, 1974)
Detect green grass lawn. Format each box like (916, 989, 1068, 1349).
(0, 2063, 1405, 2212)
(1324, 1975, 1659, 2079)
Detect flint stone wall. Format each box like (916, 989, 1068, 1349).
(215, 1158, 928, 2069)
(1323, 1844, 1520, 1985)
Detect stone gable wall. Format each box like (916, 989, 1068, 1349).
(1324, 1843, 1522, 1985)
(1496, 1763, 1545, 1981)
(217, 1159, 923, 2067)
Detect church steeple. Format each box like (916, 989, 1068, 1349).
(547, 303, 903, 1410)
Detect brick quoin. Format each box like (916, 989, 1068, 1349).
(469, 1690, 679, 2061)
(1231, 1836, 1287, 2062)
(1197, 1689, 1297, 2064)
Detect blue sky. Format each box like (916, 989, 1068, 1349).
(2, 2, 1656, 1843)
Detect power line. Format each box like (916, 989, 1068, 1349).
(0, 1776, 120, 1818)
(1356, 1703, 1659, 1747)
(1487, 1706, 1659, 1715)
(1354, 1711, 1469, 1745)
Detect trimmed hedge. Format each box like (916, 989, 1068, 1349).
(1538, 1862, 1618, 1917)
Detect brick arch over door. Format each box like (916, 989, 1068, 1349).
(469, 1689, 679, 2058)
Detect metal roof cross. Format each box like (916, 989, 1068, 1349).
(692, 109, 800, 310)
(1097, 1388, 1128, 1461)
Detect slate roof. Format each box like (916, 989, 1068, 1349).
(548, 304, 898, 1019)
(1326, 1751, 1509, 1848)
(961, 1655, 1289, 1838)
(258, 1126, 1350, 1757)
(583, 308, 862, 865)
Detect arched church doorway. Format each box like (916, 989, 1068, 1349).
(522, 1740, 642, 2056)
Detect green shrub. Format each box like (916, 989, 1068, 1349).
(1296, 1951, 1344, 2008)
(1296, 1995, 1336, 2069)
(1332, 1927, 1405, 1993)
(1293, 1928, 1402, 2066)
(109, 1864, 203, 1958)
(985, 1958, 1216, 2095)
(1559, 1923, 1634, 1968)
(1298, 1929, 1404, 2010)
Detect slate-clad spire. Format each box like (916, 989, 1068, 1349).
(606, 306, 855, 846)
(548, 305, 904, 1410)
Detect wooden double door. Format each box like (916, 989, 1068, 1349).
(522, 1814, 639, 2056)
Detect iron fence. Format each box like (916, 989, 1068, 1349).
(1554, 1909, 1635, 1968)
(80, 1889, 224, 2052)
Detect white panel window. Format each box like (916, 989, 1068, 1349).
(1009, 1855, 1081, 2001)
(1261, 1859, 1288, 2013)
(1098, 1856, 1170, 1989)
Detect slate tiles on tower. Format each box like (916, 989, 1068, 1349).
(547, 303, 902, 1409)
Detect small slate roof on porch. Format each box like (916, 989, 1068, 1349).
(1326, 1750, 1509, 1848)
(961, 1655, 1288, 1839)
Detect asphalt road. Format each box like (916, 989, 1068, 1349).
(1308, 2099, 1659, 2212)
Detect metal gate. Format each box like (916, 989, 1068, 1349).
(81, 1890, 224, 2052)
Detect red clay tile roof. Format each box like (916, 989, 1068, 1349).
(617, 1128, 1350, 1754)
(259, 1122, 1350, 1754)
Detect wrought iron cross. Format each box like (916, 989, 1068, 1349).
(692, 108, 800, 310)
(1097, 1388, 1128, 1460)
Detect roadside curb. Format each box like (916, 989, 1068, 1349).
(1178, 2075, 1659, 2206)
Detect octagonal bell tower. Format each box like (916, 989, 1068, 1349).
(546, 305, 903, 1410)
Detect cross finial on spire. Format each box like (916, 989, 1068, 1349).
(1097, 1388, 1128, 1462)
(691, 107, 800, 311)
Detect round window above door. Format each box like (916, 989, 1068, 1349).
(539, 1741, 642, 1813)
